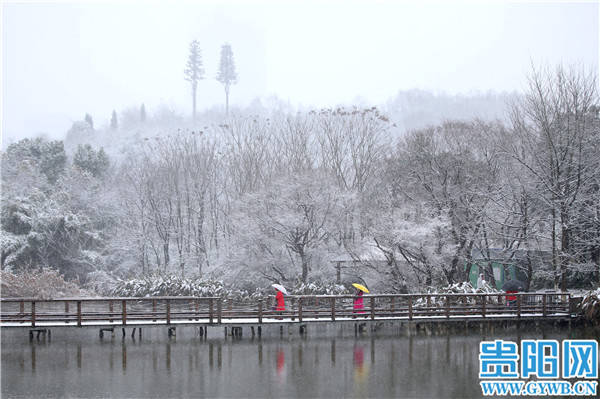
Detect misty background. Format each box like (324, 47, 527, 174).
(3, 1, 597, 144)
(1, 1, 599, 298)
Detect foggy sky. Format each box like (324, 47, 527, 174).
(2, 0, 598, 144)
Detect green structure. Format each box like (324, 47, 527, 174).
(466, 248, 535, 289)
(466, 261, 529, 290)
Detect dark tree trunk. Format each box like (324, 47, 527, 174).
(300, 249, 308, 283)
(560, 217, 569, 292)
(225, 85, 230, 116)
(192, 86, 197, 121)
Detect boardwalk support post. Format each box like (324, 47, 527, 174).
(99, 327, 114, 338)
(166, 299, 171, 325)
(19, 300, 24, 324)
(122, 300, 127, 326)
(445, 296, 450, 319)
(298, 298, 303, 323)
(481, 296, 486, 318)
(258, 300, 263, 324)
(217, 299, 222, 324)
(370, 297, 375, 320)
(517, 295, 522, 319)
(408, 296, 413, 320)
(426, 296, 431, 316)
(209, 299, 214, 324)
(542, 294, 546, 318)
(31, 301, 36, 327)
(330, 298, 336, 321)
(77, 300, 82, 327)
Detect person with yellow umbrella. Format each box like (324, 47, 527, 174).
(352, 283, 369, 316)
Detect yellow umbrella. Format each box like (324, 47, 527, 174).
(352, 283, 369, 293)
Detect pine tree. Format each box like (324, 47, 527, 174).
(140, 103, 147, 123)
(85, 113, 94, 129)
(184, 40, 205, 121)
(217, 43, 238, 117)
(73, 144, 110, 178)
(110, 110, 118, 130)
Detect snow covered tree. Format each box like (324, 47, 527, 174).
(385, 120, 503, 285)
(230, 170, 346, 283)
(184, 40, 205, 121)
(140, 103, 146, 123)
(119, 133, 218, 276)
(316, 107, 389, 193)
(508, 65, 599, 290)
(3, 138, 67, 185)
(217, 43, 237, 116)
(110, 110, 118, 130)
(1, 139, 114, 280)
(73, 144, 110, 178)
(84, 113, 94, 129)
(369, 203, 455, 291)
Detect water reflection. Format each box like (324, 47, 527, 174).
(2, 327, 593, 398)
(217, 343, 222, 369)
(353, 343, 369, 383)
(122, 343, 126, 371)
(77, 344, 82, 369)
(330, 339, 336, 365)
(258, 342, 263, 366)
(30, 344, 35, 372)
(276, 348, 285, 379)
(165, 342, 171, 371)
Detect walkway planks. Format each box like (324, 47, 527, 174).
(0, 293, 573, 329)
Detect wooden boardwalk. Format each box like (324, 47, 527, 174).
(0, 293, 574, 331)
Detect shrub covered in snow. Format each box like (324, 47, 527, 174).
(108, 275, 352, 300)
(291, 281, 350, 296)
(84, 270, 119, 296)
(110, 273, 225, 297)
(579, 288, 600, 325)
(0, 267, 93, 299)
(431, 281, 501, 295)
(414, 281, 502, 306)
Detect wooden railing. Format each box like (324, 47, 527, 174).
(0, 293, 572, 327)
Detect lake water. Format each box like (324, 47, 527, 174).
(1, 323, 594, 398)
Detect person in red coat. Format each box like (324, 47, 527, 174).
(353, 290, 365, 314)
(276, 289, 285, 311)
(506, 291, 518, 306)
